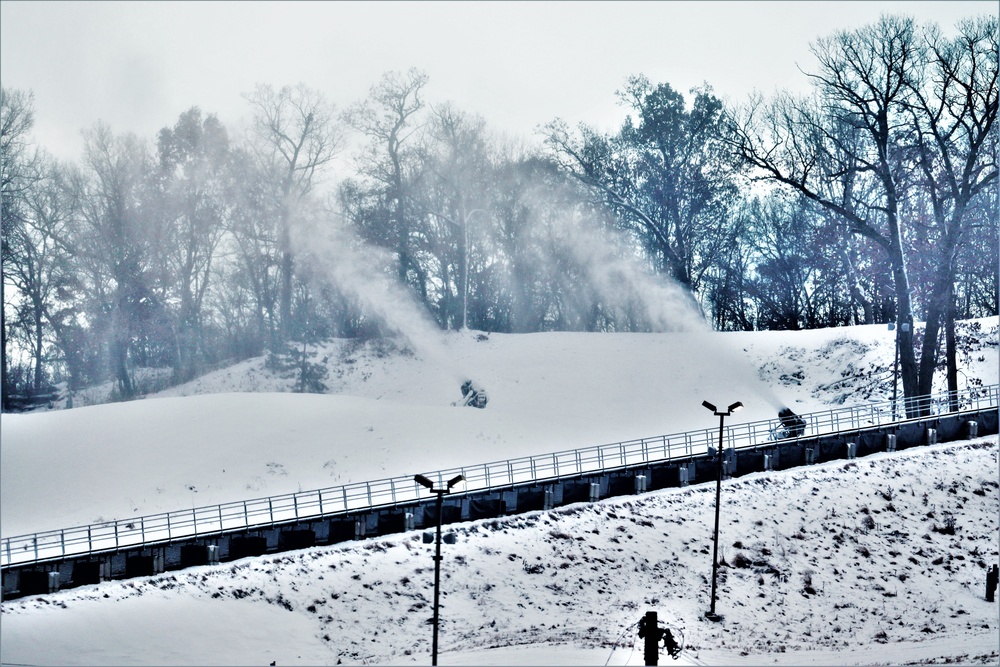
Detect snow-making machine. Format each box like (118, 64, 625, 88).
(456, 379, 488, 409)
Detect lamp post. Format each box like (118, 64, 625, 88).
(701, 400, 743, 622)
(414, 473, 465, 666)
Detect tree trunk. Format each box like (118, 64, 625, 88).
(945, 284, 958, 411)
(1, 277, 8, 410)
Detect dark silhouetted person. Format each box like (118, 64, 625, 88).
(987, 564, 998, 602)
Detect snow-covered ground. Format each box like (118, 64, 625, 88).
(1, 320, 998, 665)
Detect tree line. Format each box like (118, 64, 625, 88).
(2, 14, 996, 414)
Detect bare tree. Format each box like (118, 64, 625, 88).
(156, 107, 233, 381)
(343, 68, 429, 295)
(903, 16, 998, 404)
(244, 83, 342, 343)
(77, 123, 163, 399)
(1, 87, 42, 408)
(728, 16, 932, 414)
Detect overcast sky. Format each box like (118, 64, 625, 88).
(1, 1, 993, 165)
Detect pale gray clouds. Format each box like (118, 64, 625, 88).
(0, 1, 992, 163)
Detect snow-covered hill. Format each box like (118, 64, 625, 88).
(1, 320, 998, 665)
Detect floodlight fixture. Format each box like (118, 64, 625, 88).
(447, 474, 465, 490)
(414, 474, 434, 490)
(702, 400, 717, 412)
(728, 401, 744, 413)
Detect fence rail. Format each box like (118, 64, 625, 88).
(3, 384, 997, 569)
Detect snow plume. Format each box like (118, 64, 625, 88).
(288, 201, 462, 382)
(512, 187, 784, 409)
(512, 185, 706, 333)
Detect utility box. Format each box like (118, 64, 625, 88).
(207, 545, 220, 565)
(404, 512, 416, 531)
(886, 434, 897, 452)
(679, 466, 689, 487)
(926, 428, 938, 446)
(966, 421, 979, 439)
(635, 474, 647, 494)
(589, 482, 601, 503)
(722, 448, 736, 478)
(763, 453, 774, 471)
(543, 487, 555, 511)
(354, 520, 366, 540)
(804, 447, 816, 465)
(47, 571, 60, 593)
(846, 441, 857, 460)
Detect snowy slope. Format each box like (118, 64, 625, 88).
(2, 440, 997, 666)
(1, 320, 998, 665)
(5, 321, 996, 536)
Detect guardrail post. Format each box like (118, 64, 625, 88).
(114, 522, 119, 550)
(87, 526, 92, 554)
(61, 530, 65, 557)
(293, 494, 299, 520)
(318, 490, 325, 516)
(140, 518, 146, 546)
(243, 502, 249, 528)
(167, 514, 171, 541)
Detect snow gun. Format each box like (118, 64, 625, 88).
(455, 379, 488, 409)
(770, 407, 807, 440)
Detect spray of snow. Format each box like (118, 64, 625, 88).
(288, 200, 467, 385)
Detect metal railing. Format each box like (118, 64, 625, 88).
(3, 383, 997, 569)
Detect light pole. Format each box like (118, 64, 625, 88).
(701, 399, 743, 622)
(414, 473, 465, 666)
